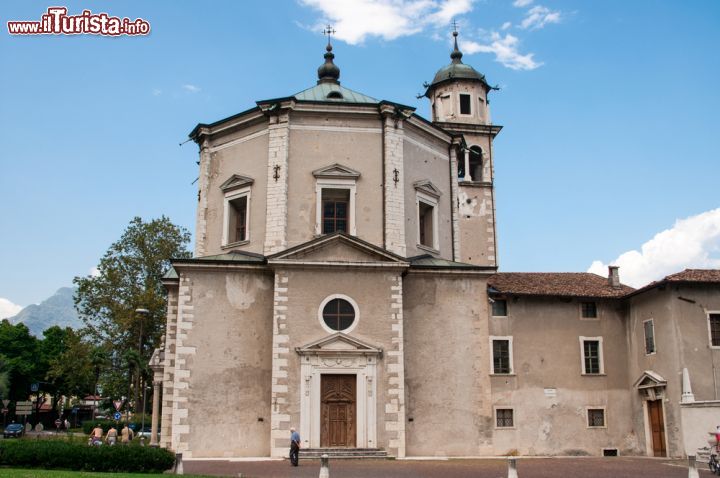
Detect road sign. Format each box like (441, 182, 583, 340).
(1, 400, 9, 408)
(1, 408, 8, 414)
(30, 383, 39, 392)
(15, 400, 32, 412)
(113, 400, 123, 411)
(113, 411, 122, 420)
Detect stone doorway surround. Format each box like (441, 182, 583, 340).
(296, 333, 382, 449)
(634, 371, 668, 457)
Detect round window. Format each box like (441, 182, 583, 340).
(322, 298, 356, 331)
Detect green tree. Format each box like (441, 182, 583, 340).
(0, 320, 42, 401)
(73, 216, 190, 410)
(46, 329, 95, 399)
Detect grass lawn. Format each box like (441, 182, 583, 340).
(0, 471, 216, 478)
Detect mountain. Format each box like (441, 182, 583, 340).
(9, 287, 82, 336)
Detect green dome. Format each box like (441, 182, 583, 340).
(431, 61, 487, 86)
(426, 31, 489, 93)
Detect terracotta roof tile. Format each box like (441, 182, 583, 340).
(627, 269, 720, 297)
(662, 269, 720, 283)
(488, 272, 634, 298)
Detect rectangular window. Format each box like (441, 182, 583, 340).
(581, 338, 603, 375)
(229, 195, 248, 243)
(321, 189, 350, 234)
(587, 408, 605, 428)
(710, 313, 720, 347)
(418, 200, 435, 249)
(492, 299, 507, 317)
(459, 93, 471, 115)
(581, 301, 598, 319)
(644, 319, 656, 354)
(223, 188, 251, 246)
(492, 338, 512, 374)
(496, 408, 514, 428)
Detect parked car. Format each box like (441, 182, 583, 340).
(136, 426, 160, 440)
(3, 423, 24, 438)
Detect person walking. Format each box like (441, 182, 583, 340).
(90, 423, 104, 446)
(289, 427, 301, 466)
(121, 424, 134, 444)
(105, 425, 118, 446)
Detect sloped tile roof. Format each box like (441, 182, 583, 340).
(488, 272, 634, 298)
(627, 269, 720, 297)
(662, 269, 720, 283)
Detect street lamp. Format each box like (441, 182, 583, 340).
(134, 308, 150, 423)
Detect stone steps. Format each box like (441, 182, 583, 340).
(299, 448, 389, 460)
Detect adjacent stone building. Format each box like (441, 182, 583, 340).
(151, 33, 720, 459)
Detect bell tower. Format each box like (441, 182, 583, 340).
(424, 27, 502, 268)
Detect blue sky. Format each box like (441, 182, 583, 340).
(1, 0, 719, 312)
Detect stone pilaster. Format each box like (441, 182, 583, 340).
(264, 112, 290, 255)
(169, 275, 197, 457)
(449, 145, 461, 262)
(382, 113, 406, 257)
(270, 271, 291, 457)
(160, 286, 178, 450)
(385, 274, 406, 457)
(194, 137, 211, 257)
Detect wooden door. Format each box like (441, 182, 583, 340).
(647, 399, 666, 456)
(320, 374, 356, 447)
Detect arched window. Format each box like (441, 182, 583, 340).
(469, 146, 483, 182)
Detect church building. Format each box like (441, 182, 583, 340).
(151, 31, 720, 459)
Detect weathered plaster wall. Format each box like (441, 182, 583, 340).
(201, 122, 269, 257)
(270, 267, 405, 456)
(627, 284, 720, 457)
(173, 268, 273, 457)
(489, 296, 639, 456)
(402, 128, 453, 260)
(287, 112, 383, 248)
(403, 273, 493, 456)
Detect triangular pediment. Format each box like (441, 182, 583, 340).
(268, 233, 408, 266)
(312, 163, 361, 179)
(219, 174, 254, 192)
(296, 333, 383, 356)
(634, 370, 667, 389)
(414, 179, 442, 198)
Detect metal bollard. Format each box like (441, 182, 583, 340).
(175, 452, 184, 475)
(687, 455, 699, 478)
(507, 457, 518, 478)
(319, 453, 329, 478)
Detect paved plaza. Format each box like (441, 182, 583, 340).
(184, 456, 711, 478)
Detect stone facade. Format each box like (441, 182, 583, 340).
(153, 39, 720, 459)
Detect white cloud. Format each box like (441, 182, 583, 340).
(90, 266, 101, 277)
(182, 84, 201, 93)
(513, 0, 533, 7)
(460, 33, 542, 70)
(501, 21, 512, 30)
(298, 0, 475, 44)
(519, 5, 561, 30)
(588, 208, 720, 288)
(0, 298, 22, 321)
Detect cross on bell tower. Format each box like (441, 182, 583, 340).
(322, 24, 336, 46)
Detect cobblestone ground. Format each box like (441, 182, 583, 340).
(184, 457, 711, 478)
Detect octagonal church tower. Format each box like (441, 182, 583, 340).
(424, 30, 502, 267)
(158, 35, 498, 460)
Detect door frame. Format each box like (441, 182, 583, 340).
(299, 357, 378, 449)
(643, 399, 668, 457)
